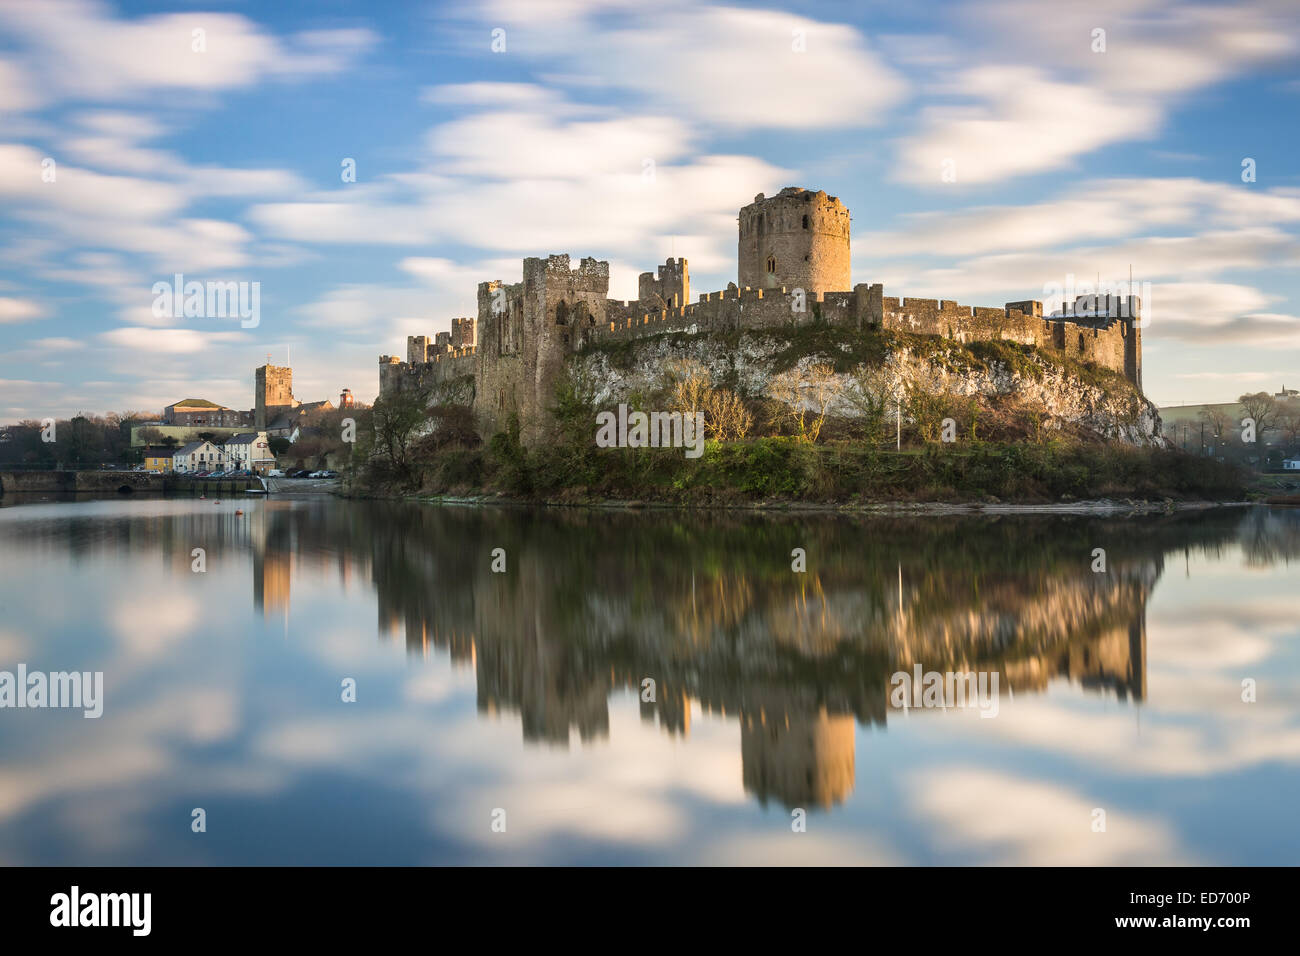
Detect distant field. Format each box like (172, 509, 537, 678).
(1157, 402, 1242, 427)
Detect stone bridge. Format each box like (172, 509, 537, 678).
(0, 470, 166, 496)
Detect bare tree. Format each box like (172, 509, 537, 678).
(370, 388, 430, 486)
(904, 369, 951, 443)
(1273, 403, 1300, 450)
(704, 388, 752, 441)
(1197, 404, 1231, 442)
(1238, 391, 1278, 439)
(665, 359, 712, 421)
(767, 363, 842, 443)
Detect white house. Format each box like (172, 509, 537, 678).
(172, 440, 225, 473)
(1283, 459, 1300, 471)
(224, 431, 276, 474)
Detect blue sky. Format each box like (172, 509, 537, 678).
(1, 0, 1298, 421)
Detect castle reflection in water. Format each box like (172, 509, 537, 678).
(242, 502, 1296, 812)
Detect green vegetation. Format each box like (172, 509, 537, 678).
(412, 439, 1244, 505)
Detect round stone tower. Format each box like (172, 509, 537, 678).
(737, 187, 851, 299)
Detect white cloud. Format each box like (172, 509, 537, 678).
(894, 0, 1300, 185)
(0, 297, 45, 323)
(1143, 283, 1300, 346)
(879, 228, 1300, 303)
(969, 0, 1297, 97)
(0, 143, 187, 220)
(252, 89, 787, 295)
(894, 67, 1160, 186)
(860, 179, 1300, 258)
(0, 58, 37, 112)
(99, 327, 249, 354)
(421, 82, 566, 109)
(426, 111, 693, 179)
(0, 0, 376, 104)
(465, 0, 906, 129)
(26, 336, 81, 350)
(59, 111, 307, 196)
(0, 140, 285, 277)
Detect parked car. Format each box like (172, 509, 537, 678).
(266, 469, 284, 478)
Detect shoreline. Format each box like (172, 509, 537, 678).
(0, 487, 1266, 517)
(392, 492, 1258, 517)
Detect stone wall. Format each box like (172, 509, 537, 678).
(0, 470, 166, 495)
(377, 185, 1143, 446)
(379, 350, 477, 398)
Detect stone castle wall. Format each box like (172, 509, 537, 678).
(584, 282, 1139, 386)
(378, 185, 1143, 444)
(379, 349, 477, 398)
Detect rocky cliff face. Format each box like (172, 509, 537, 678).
(572, 330, 1164, 446)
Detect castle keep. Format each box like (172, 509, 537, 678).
(380, 186, 1143, 441)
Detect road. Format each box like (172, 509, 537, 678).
(264, 477, 343, 495)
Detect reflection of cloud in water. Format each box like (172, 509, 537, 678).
(256, 702, 747, 854)
(694, 832, 902, 867)
(109, 591, 199, 658)
(917, 696, 1300, 777)
(0, 628, 26, 660)
(910, 768, 1197, 865)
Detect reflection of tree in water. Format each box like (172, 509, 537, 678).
(1236, 507, 1300, 568)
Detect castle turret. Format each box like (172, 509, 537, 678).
(638, 258, 689, 309)
(738, 187, 850, 300)
(451, 317, 476, 348)
(407, 335, 430, 364)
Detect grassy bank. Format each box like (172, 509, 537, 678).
(391, 438, 1246, 505)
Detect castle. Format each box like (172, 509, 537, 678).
(380, 186, 1143, 442)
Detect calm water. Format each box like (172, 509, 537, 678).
(0, 495, 1296, 865)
